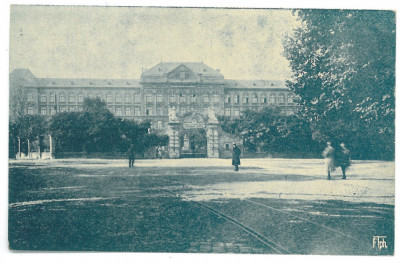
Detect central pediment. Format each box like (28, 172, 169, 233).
(140, 62, 225, 84)
(167, 64, 196, 81)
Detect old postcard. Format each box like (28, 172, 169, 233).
(7, 4, 395, 257)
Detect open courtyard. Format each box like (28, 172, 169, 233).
(8, 158, 394, 255)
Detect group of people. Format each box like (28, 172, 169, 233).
(232, 141, 351, 180)
(323, 141, 351, 180)
(128, 141, 350, 180)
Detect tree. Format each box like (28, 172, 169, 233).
(9, 115, 48, 156)
(49, 112, 88, 152)
(283, 10, 395, 160)
(219, 107, 316, 155)
(49, 98, 121, 153)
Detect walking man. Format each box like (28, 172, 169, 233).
(338, 143, 350, 179)
(128, 144, 135, 168)
(322, 141, 335, 180)
(232, 143, 241, 171)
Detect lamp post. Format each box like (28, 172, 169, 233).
(27, 139, 30, 159)
(49, 135, 53, 159)
(17, 137, 21, 158)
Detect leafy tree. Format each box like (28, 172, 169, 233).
(219, 107, 316, 155)
(49, 112, 88, 152)
(9, 115, 48, 156)
(49, 98, 120, 153)
(283, 10, 395, 160)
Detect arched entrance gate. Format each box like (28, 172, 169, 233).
(167, 108, 219, 158)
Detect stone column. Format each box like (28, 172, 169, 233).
(167, 121, 181, 158)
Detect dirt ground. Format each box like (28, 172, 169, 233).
(8, 158, 394, 255)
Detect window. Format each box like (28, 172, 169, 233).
(40, 107, 47, 115)
(59, 106, 66, 112)
(252, 94, 258, 103)
(278, 93, 285, 104)
(156, 94, 163, 103)
(125, 107, 131, 116)
(116, 94, 122, 104)
(180, 71, 185, 79)
(269, 94, 276, 104)
(180, 107, 186, 115)
(134, 108, 141, 116)
(146, 94, 153, 103)
(78, 94, 84, 103)
(88, 93, 95, 99)
(49, 93, 55, 103)
(40, 93, 47, 103)
(203, 94, 209, 103)
(213, 94, 220, 103)
(156, 108, 163, 116)
(27, 93, 34, 102)
(243, 95, 249, 104)
(59, 93, 66, 103)
(234, 95, 239, 103)
(69, 93, 75, 103)
(287, 108, 294, 115)
(179, 93, 186, 103)
(96, 93, 102, 100)
(78, 106, 83, 112)
(169, 94, 176, 103)
(234, 109, 240, 116)
(50, 108, 56, 115)
(191, 94, 196, 103)
(287, 93, 294, 103)
(106, 94, 113, 103)
(225, 144, 230, 151)
(116, 107, 122, 116)
(157, 121, 163, 129)
(134, 94, 140, 103)
(224, 108, 231, 116)
(146, 108, 153, 116)
(69, 106, 75, 112)
(262, 96, 267, 104)
(225, 96, 231, 103)
(107, 107, 113, 113)
(124, 93, 131, 104)
(27, 106, 34, 115)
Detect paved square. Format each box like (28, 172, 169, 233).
(8, 158, 394, 255)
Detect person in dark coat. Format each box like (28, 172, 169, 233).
(128, 144, 135, 168)
(232, 143, 241, 171)
(337, 142, 350, 179)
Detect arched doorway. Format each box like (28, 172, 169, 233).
(180, 128, 207, 158)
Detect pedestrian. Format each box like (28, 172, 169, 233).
(322, 141, 335, 180)
(337, 143, 350, 179)
(128, 144, 135, 168)
(158, 147, 162, 159)
(232, 143, 241, 171)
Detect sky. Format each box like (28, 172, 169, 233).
(9, 6, 302, 80)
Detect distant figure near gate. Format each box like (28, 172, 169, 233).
(322, 141, 335, 180)
(337, 142, 350, 179)
(128, 144, 135, 168)
(232, 143, 241, 171)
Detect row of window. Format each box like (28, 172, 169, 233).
(28, 91, 295, 105)
(225, 93, 294, 104)
(33, 104, 297, 117)
(29, 92, 142, 104)
(224, 107, 296, 116)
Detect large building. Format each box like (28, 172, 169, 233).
(10, 62, 298, 158)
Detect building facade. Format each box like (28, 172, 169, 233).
(10, 62, 298, 158)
